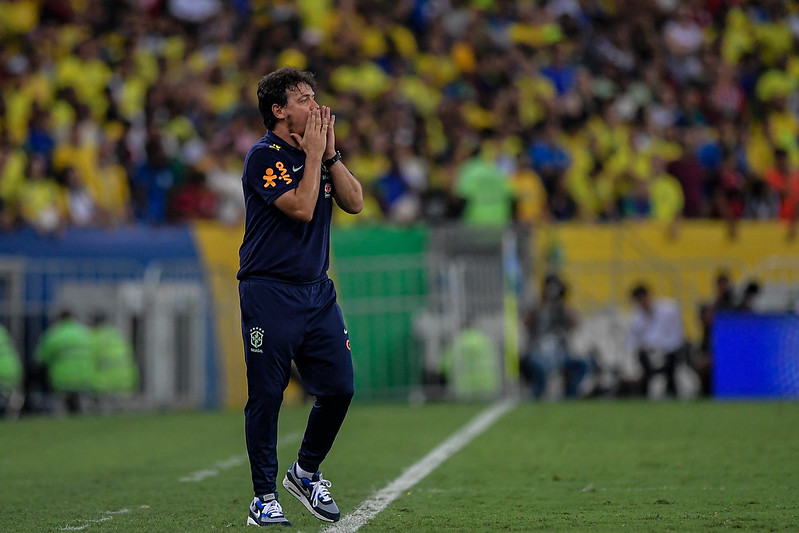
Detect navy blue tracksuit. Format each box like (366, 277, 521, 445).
(238, 132, 353, 496)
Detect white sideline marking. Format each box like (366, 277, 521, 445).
(59, 509, 130, 530)
(179, 431, 301, 482)
(326, 399, 517, 533)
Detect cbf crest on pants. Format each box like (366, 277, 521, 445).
(250, 327, 265, 353)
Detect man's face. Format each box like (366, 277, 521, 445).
(633, 293, 651, 313)
(281, 83, 318, 136)
(717, 277, 730, 294)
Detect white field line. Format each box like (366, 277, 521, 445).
(326, 399, 517, 533)
(178, 431, 301, 482)
(58, 429, 301, 530)
(59, 509, 130, 530)
(178, 455, 246, 482)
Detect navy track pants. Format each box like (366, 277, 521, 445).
(239, 277, 354, 496)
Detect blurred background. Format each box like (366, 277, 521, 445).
(1, 0, 799, 418)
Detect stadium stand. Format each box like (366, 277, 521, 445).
(2, 1, 799, 407)
(0, 0, 797, 231)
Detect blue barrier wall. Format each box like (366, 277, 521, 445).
(713, 313, 799, 399)
(0, 226, 199, 261)
(0, 226, 218, 408)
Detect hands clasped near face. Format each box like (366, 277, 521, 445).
(290, 106, 336, 162)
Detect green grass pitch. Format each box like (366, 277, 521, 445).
(1, 401, 797, 531)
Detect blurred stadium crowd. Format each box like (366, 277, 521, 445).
(1, 0, 798, 233)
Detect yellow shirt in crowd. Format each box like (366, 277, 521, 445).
(650, 173, 684, 222)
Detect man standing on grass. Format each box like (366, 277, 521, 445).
(238, 67, 363, 527)
(627, 284, 686, 398)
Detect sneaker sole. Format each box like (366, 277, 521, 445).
(247, 515, 291, 527)
(247, 511, 291, 527)
(282, 475, 337, 523)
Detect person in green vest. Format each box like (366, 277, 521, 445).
(440, 328, 502, 400)
(0, 322, 24, 419)
(89, 314, 138, 411)
(454, 145, 514, 227)
(36, 310, 95, 414)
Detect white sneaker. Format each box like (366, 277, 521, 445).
(282, 462, 340, 522)
(247, 493, 291, 527)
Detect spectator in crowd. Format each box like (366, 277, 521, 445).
(627, 283, 686, 398)
(527, 119, 570, 201)
(0, 321, 24, 419)
(89, 314, 139, 412)
(35, 310, 95, 414)
(203, 143, 245, 225)
(61, 166, 97, 227)
(649, 155, 685, 237)
(18, 153, 66, 235)
(454, 144, 515, 227)
(0, 132, 28, 228)
(170, 166, 219, 222)
(511, 152, 548, 225)
(663, 6, 705, 58)
(764, 149, 799, 237)
(618, 171, 652, 220)
(93, 137, 133, 226)
(130, 136, 181, 224)
(666, 128, 709, 218)
(711, 150, 747, 238)
(373, 147, 420, 224)
(520, 273, 592, 400)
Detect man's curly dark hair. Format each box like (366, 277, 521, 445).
(257, 67, 317, 130)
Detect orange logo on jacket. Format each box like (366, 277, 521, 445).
(263, 162, 293, 188)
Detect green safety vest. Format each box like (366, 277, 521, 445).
(441, 328, 501, 399)
(91, 325, 138, 394)
(36, 319, 95, 392)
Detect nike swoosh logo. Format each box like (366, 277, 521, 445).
(344, 328, 348, 334)
(292, 165, 304, 172)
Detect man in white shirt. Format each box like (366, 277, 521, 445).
(627, 284, 686, 397)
